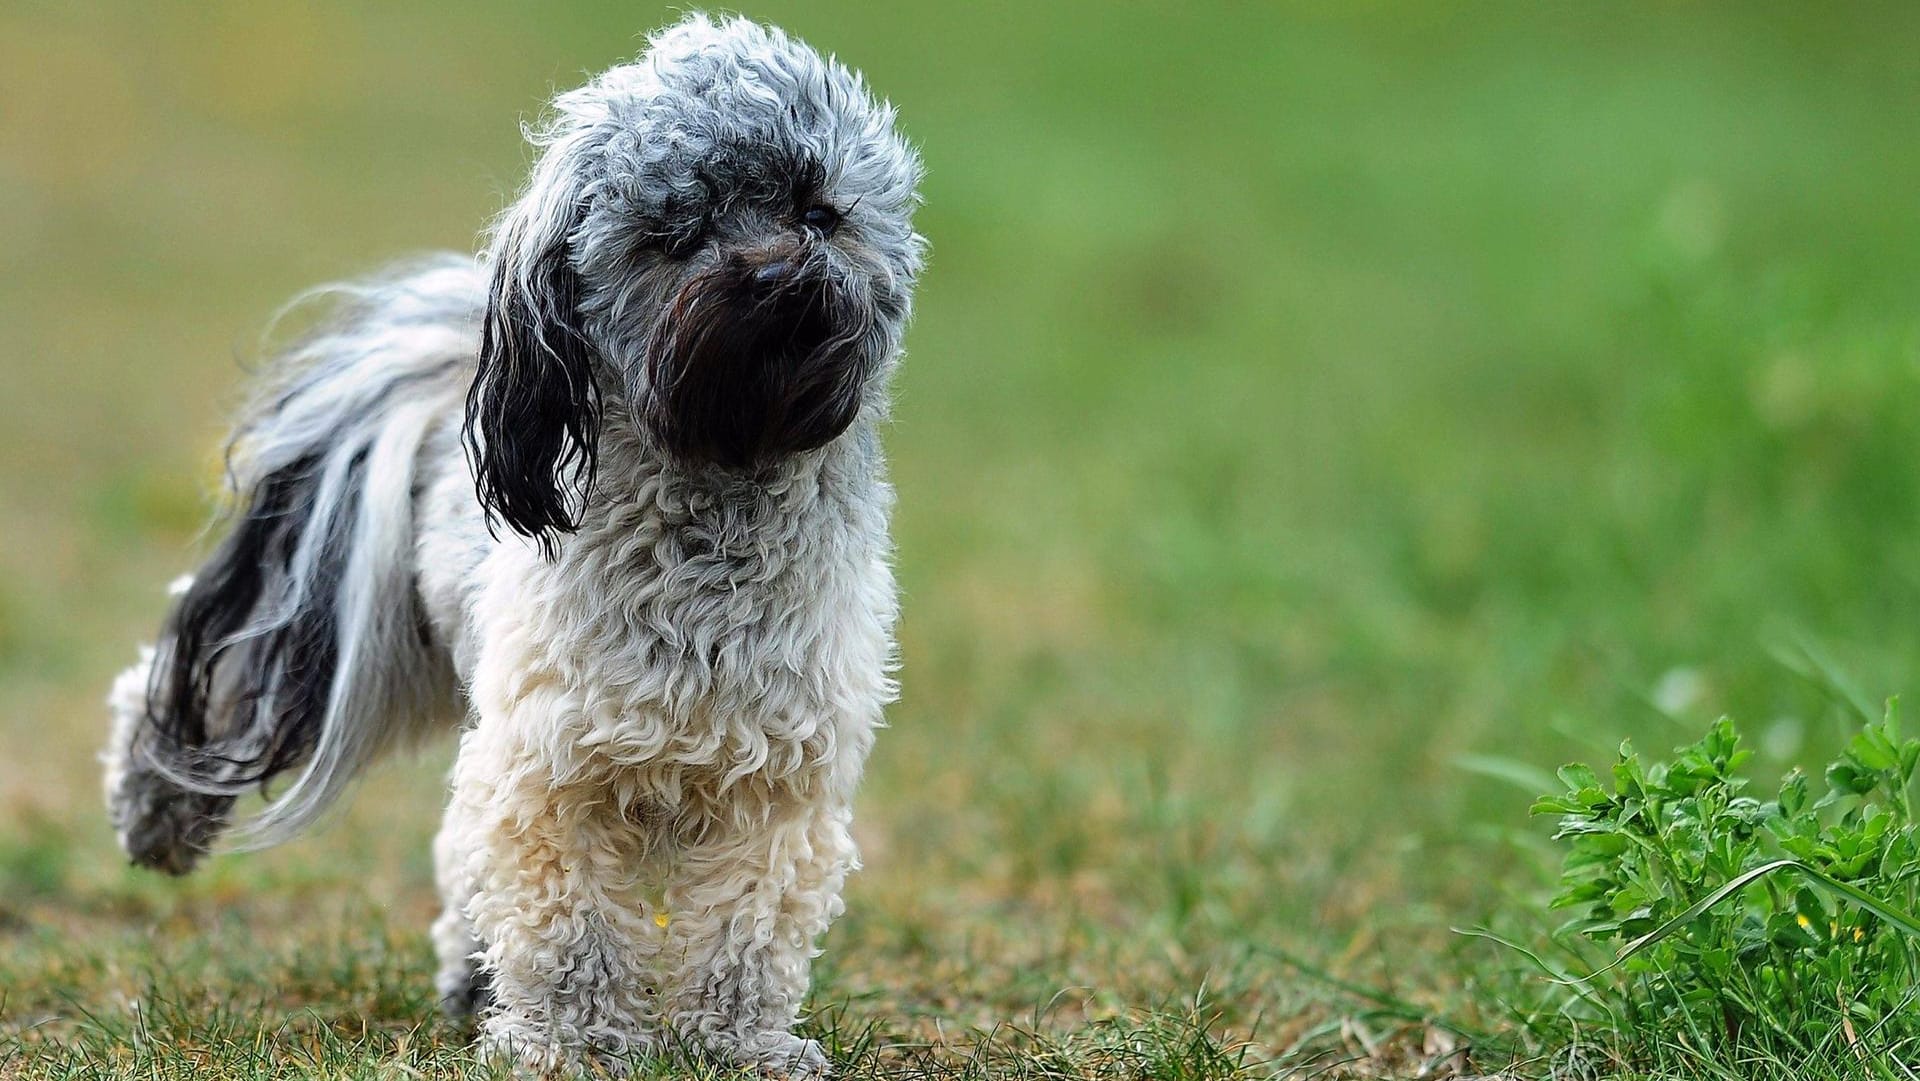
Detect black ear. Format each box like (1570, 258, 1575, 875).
(463, 196, 601, 555)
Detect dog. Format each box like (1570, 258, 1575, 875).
(100, 13, 923, 1076)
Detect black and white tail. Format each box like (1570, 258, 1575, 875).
(103, 256, 482, 872)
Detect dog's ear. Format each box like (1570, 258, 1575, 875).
(464, 158, 601, 556)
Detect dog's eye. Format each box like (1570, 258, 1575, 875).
(801, 205, 840, 237)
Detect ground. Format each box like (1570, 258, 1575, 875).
(4, 3, 1920, 1079)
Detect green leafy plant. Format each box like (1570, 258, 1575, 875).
(1529, 705, 1920, 1069)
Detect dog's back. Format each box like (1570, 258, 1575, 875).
(103, 256, 481, 871)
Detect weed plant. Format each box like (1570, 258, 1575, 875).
(1523, 706, 1920, 1074)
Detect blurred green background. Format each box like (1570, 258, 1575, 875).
(4, 0, 1920, 1066)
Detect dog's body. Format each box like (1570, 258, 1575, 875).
(101, 16, 921, 1076)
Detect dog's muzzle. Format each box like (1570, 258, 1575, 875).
(643, 241, 872, 471)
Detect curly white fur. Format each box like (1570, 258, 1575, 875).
(422, 410, 897, 1073)
(103, 14, 922, 1077)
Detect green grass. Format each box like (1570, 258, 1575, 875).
(6, 2, 1920, 1078)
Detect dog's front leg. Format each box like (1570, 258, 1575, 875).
(660, 795, 856, 1079)
(450, 701, 660, 1075)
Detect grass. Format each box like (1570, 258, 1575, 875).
(5, 1, 1920, 1077)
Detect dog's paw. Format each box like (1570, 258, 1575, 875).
(476, 1024, 569, 1078)
(743, 1033, 830, 1080)
(477, 1016, 661, 1079)
(437, 967, 493, 1023)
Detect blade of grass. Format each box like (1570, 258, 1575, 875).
(1451, 926, 1617, 1021)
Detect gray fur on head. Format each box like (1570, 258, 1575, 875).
(467, 14, 926, 550)
(105, 13, 923, 1076)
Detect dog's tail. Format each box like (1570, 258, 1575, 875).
(104, 256, 483, 872)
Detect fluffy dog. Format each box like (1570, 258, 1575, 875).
(100, 14, 923, 1076)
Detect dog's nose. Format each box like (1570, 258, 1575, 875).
(753, 260, 794, 289)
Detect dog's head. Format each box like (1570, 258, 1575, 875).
(464, 15, 925, 549)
